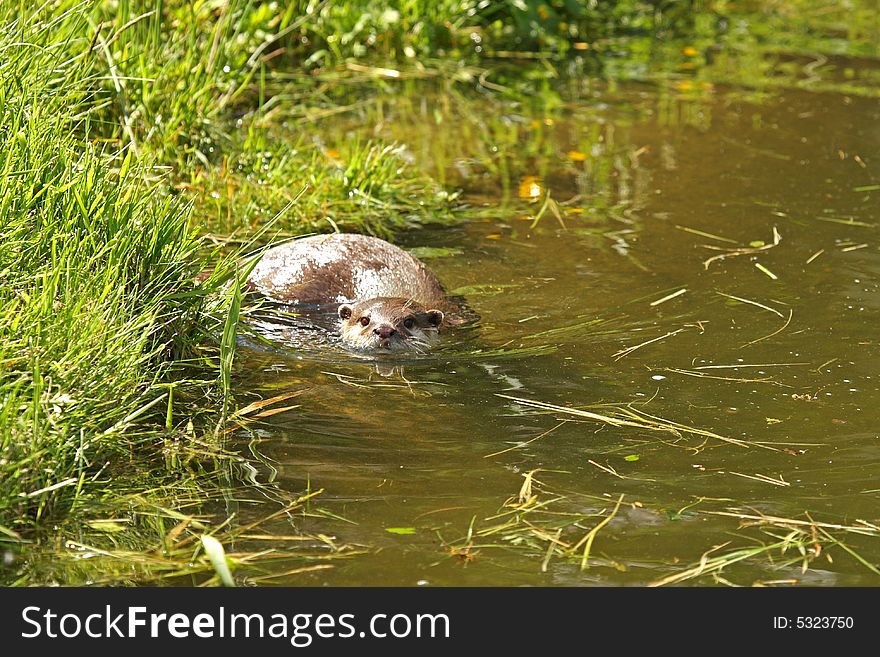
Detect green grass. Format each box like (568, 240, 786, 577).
(0, 4, 238, 530)
(185, 137, 457, 238)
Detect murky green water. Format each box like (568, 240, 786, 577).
(226, 63, 880, 586)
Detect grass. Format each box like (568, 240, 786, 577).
(186, 138, 457, 238)
(0, 4, 243, 534)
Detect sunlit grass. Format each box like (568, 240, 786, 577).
(0, 4, 240, 536)
(187, 138, 458, 238)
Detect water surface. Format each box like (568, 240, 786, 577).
(229, 71, 880, 586)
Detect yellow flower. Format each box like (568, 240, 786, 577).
(537, 5, 549, 20)
(518, 175, 544, 200)
(567, 150, 587, 162)
(682, 46, 698, 57)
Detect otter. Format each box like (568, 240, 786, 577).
(245, 233, 471, 353)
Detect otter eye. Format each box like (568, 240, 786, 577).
(359, 316, 370, 327)
(403, 317, 415, 330)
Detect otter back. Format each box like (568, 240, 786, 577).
(247, 233, 452, 311)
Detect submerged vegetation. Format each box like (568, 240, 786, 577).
(0, 5, 252, 579)
(442, 471, 880, 586)
(2, 0, 879, 585)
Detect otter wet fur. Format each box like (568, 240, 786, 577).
(246, 233, 472, 353)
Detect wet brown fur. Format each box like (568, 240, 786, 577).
(243, 233, 472, 351)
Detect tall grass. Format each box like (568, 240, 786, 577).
(189, 137, 457, 238)
(0, 5, 236, 528)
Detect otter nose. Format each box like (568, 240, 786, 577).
(374, 325, 397, 339)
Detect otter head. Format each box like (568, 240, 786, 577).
(337, 297, 444, 353)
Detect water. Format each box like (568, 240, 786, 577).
(228, 71, 880, 586)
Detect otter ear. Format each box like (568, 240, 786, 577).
(338, 304, 353, 320)
(426, 309, 444, 327)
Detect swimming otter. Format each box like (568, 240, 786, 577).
(246, 233, 470, 352)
